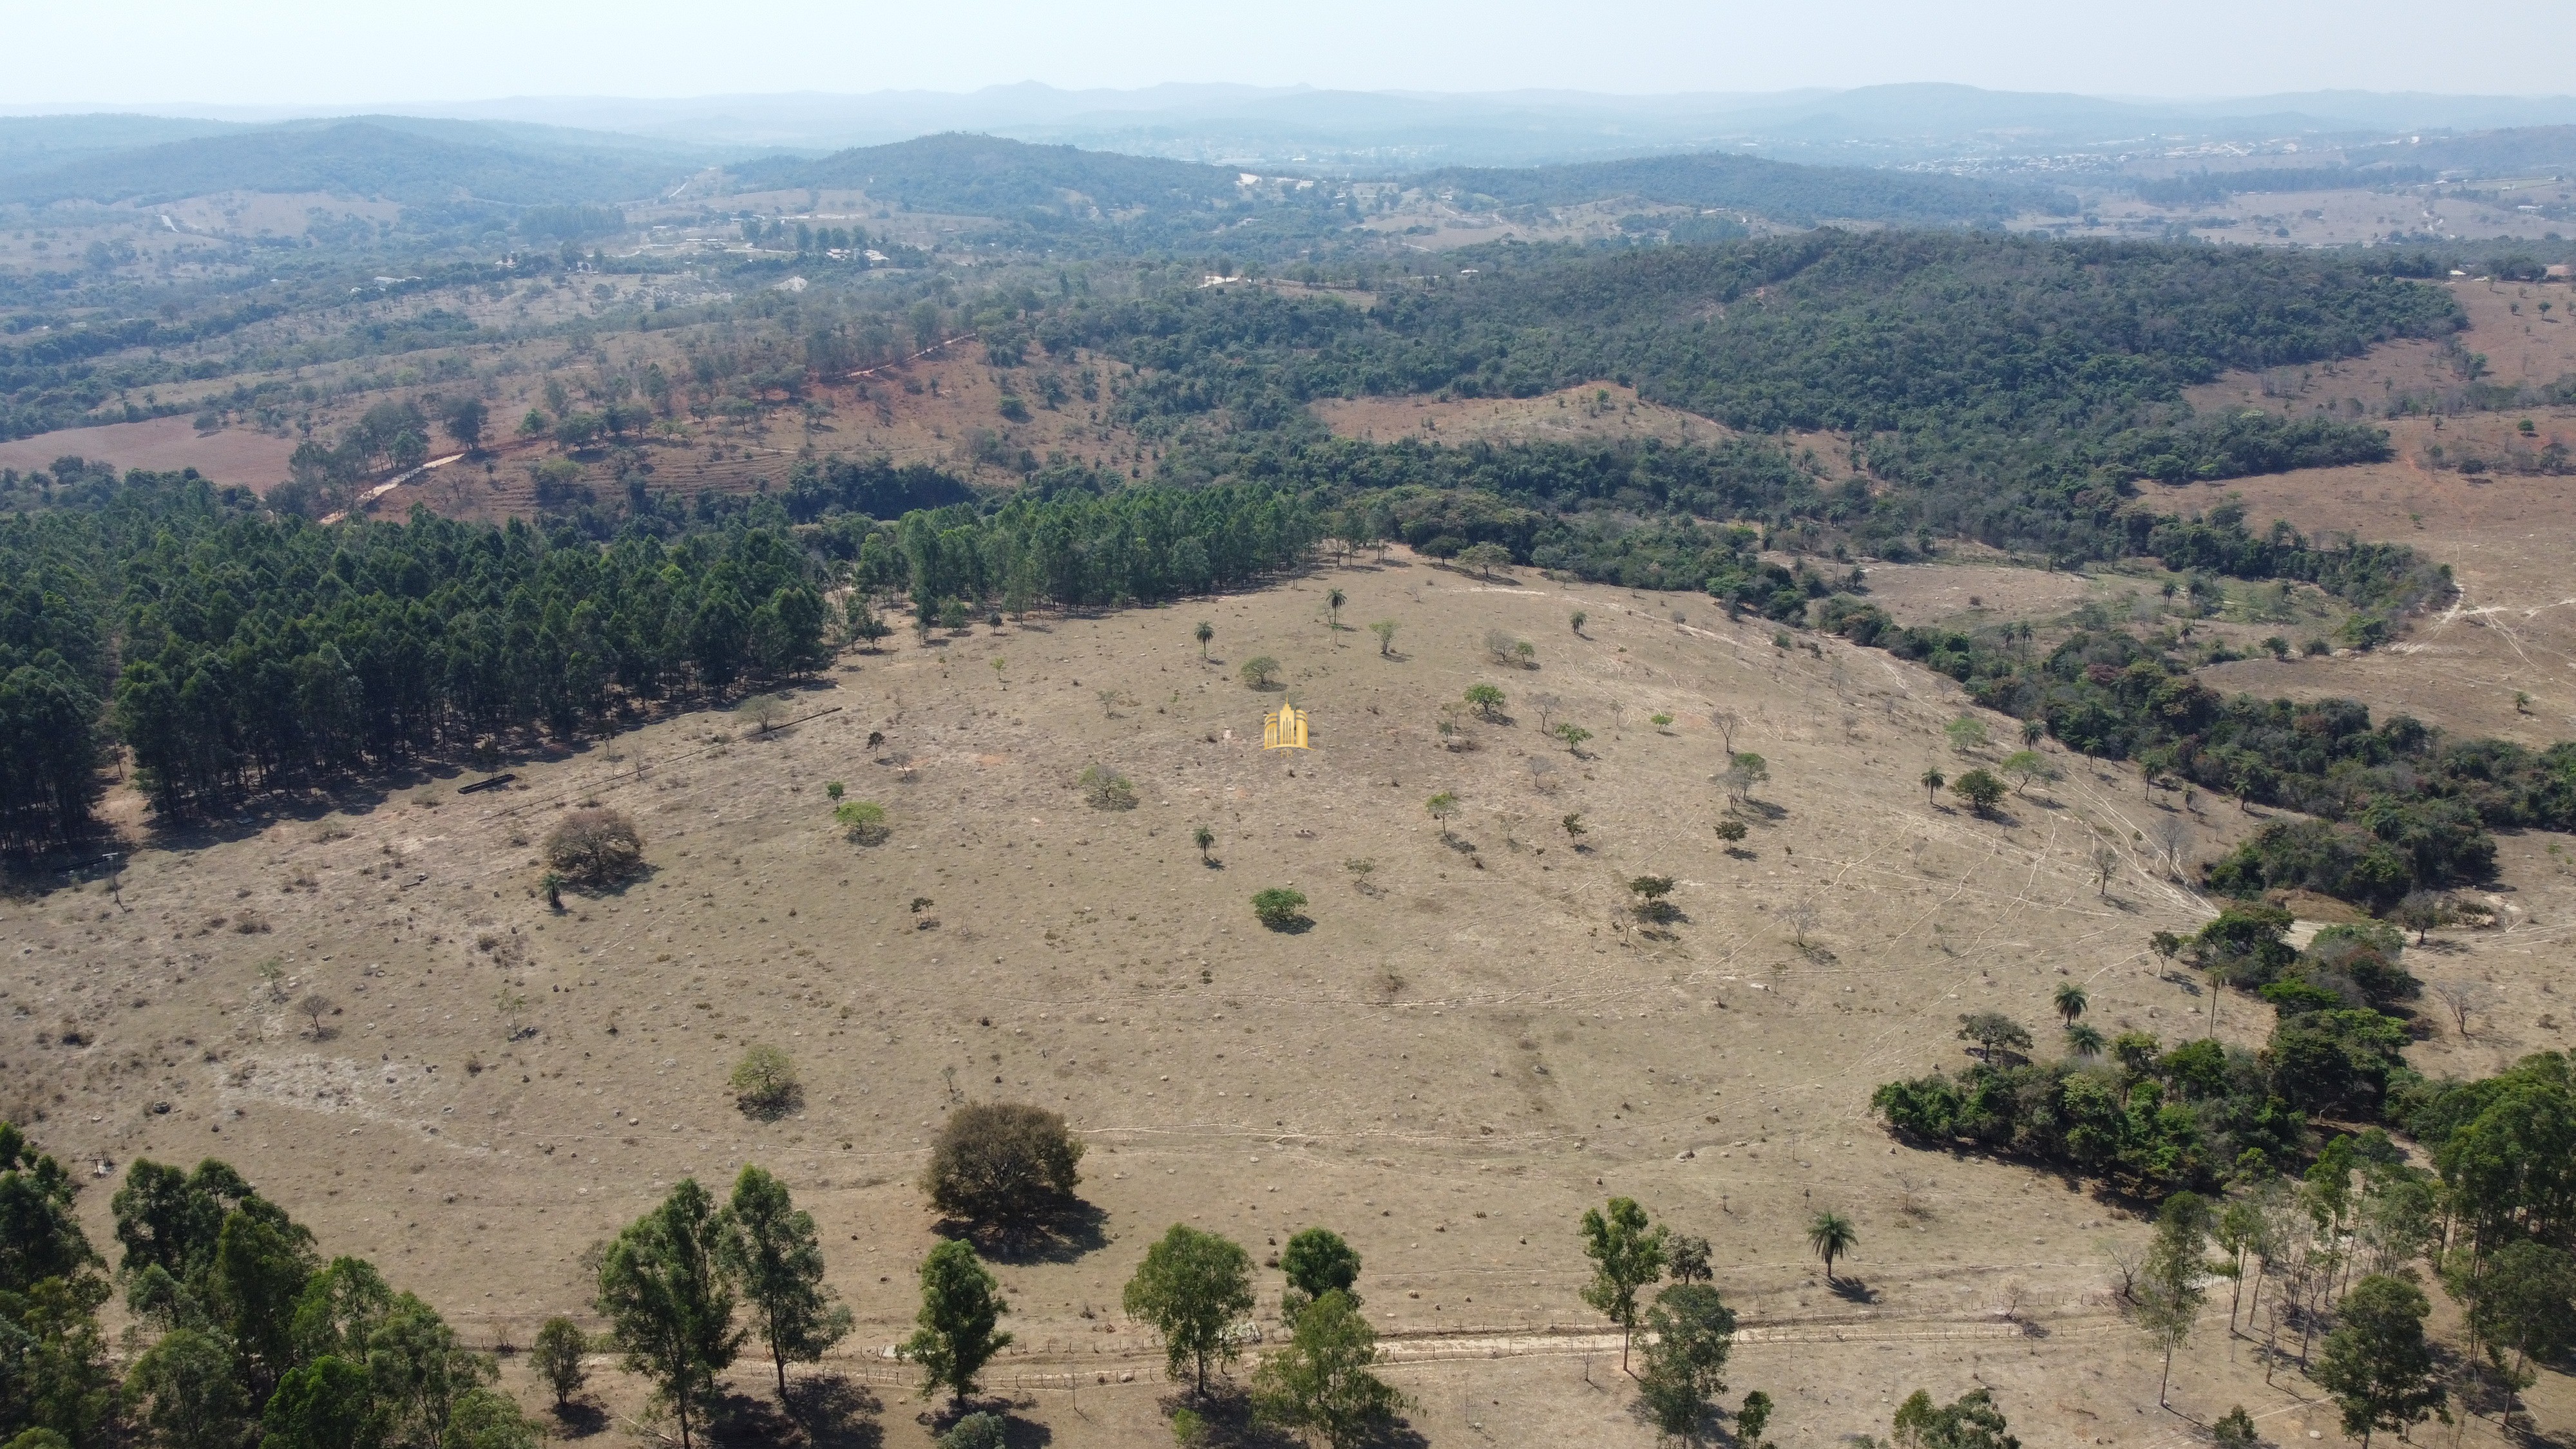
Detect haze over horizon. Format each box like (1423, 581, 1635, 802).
(13, 0, 2576, 109)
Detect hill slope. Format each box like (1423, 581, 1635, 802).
(0, 118, 689, 207)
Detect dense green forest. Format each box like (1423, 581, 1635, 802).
(0, 1125, 544, 1449)
(1052, 230, 2458, 562)
(1406, 151, 2074, 225)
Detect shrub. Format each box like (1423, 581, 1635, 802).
(1240, 656, 1281, 688)
(1464, 683, 1505, 720)
(1951, 768, 2007, 814)
(922, 1103, 1085, 1227)
(834, 799, 889, 844)
(1079, 765, 1139, 811)
(736, 694, 787, 733)
(544, 808, 644, 886)
(1944, 715, 1989, 753)
(1252, 887, 1309, 930)
(730, 1045, 799, 1118)
(531, 1317, 589, 1406)
(938, 1413, 1007, 1449)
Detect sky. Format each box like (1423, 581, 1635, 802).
(8, 0, 2571, 107)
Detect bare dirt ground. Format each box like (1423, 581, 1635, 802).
(0, 414, 300, 484)
(1312, 383, 1735, 449)
(12, 553, 2571, 1447)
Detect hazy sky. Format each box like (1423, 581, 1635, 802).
(11, 0, 2570, 106)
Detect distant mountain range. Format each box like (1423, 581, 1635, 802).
(17, 82, 2573, 169)
(0, 84, 2566, 227)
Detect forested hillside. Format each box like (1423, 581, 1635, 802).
(0, 120, 689, 208)
(1406, 151, 2074, 225)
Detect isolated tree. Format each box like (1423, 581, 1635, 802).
(736, 694, 786, 734)
(1250, 1288, 1405, 1448)
(1123, 1224, 1255, 1396)
(921, 1103, 1083, 1231)
(1628, 876, 1680, 925)
(1570, 609, 1588, 635)
(1806, 1210, 1857, 1284)
(1280, 1227, 1362, 1311)
(1780, 898, 1820, 946)
(728, 1045, 798, 1119)
(2313, 1274, 2442, 1447)
(1999, 749, 2059, 796)
(718, 1166, 851, 1397)
(1192, 826, 1216, 865)
(1635, 1283, 1736, 1440)
(1955, 1012, 2032, 1064)
(834, 799, 889, 844)
(1950, 769, 2006, 816)
(2091, 845, 2119, 897)
(1195, 621, 1214, 659)
(1240, 656, 1279, 688)
(2133, 1193, 2209, 1406)
(543, 808, 644, 887)
(295, 993, 334, 1038)
(529, 1316, 587, 1408)
(1578, 1197, 1667, 1370)
(1561, 811, 1587, 846)
(1944, 715, 1989, 753)
(1324, 588, 1346, 629)
(2428, 978, 2500, 1037)
(2210, 1406, 2258, 1449)
(1368, 620, 1396, 656)
(904, 1240, 1009, 1406)
(594, 1179, 741, 1449)
(2052, 983, 2087, 1028)
(2150, 815, 2193, 875)
(1708, 710, 1742, 755)
(1464, 683, 1505, 721)
(1712, 819, 1748, 846)
(1554, 723, 1593, 754)
(1919, 768, 1943, 806)
(1251, 887, 1308, 931)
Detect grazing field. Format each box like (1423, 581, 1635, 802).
(12, 552, 2570, 1446)
(0, 413, 299, 484)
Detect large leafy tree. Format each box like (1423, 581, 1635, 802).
(1634, 1283, 1735, 1440)
(718, 1166, 853, 1397)
(1249, 1289, 1405, 1447)
(2312, 1274, 2443, 1448)
(1578, 1197, 1667, 1370)
(594, 1180, 742, 1449)
(902, 1240, 1009, 1406)
(1122, 1225, 1254, 1396)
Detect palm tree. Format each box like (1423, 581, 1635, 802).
(1919, 768, 1943, 806)
(1194, 621, 1214, 659)
(1806, 1210, 1857, 1283)
(2054, 982, 2088, 1028)
(1193, 826, 1215, 864)
(1324, 588, 1346, 629)
(2065, 1022, 2106, 1057)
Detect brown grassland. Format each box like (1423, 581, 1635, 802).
(10, 545, 2575, 1446)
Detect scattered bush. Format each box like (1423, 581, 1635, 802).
(1079, 765, 1139, 811)
(834, 799, 889, 844)
(937, 1413, 1007, 1449)
(736, 694, 787, 734)
(1950, 768, 2007, 815)
(1252, 887, 1310, 931)
(922, 1102, 1085, 1228)
(1464, 683, 1505, 720)
(1240, 656, 1281, 688)
(544, 807, 645, 886)
(730, 1045, 800, 1118)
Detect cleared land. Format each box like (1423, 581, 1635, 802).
(12, 553, 2570, 1446)
(0, 413, 299, 483)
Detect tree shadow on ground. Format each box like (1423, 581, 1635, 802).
(547, 1401, 611, 1439)
(936, 1198, 1112, 1265)
(789, 1374, 885, 1449)
(1828, 1276, 1882, 1305)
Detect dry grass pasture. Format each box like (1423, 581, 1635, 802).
(11, 553, 2573, 1446)
(0, 413, 300, 484)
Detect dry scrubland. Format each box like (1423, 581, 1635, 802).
(10, 556, 2575, 1446)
